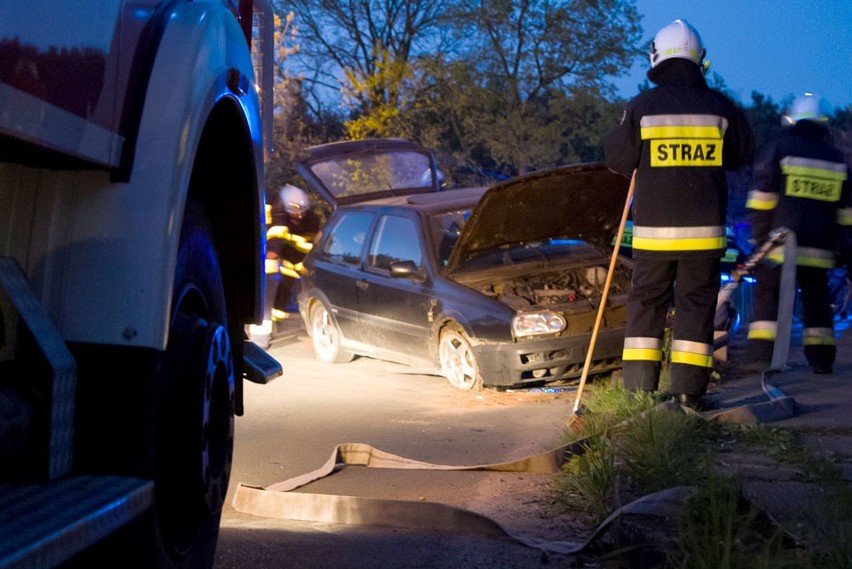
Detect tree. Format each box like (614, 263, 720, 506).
(281, 0, 642, 175)
(278, 0, 450, 130)
(436, 0, 642, 174)
(265, 10, 345, 197)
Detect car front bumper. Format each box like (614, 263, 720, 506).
(473, 329, 624, 387)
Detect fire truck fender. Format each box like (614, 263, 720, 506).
(55, 2, 265, 350)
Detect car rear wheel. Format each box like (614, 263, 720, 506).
(438, 325, 483, 390)
(310, 302, 354, 363)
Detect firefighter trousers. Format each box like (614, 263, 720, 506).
(623, 256, 720, 396)
(747, 263, 835, 368)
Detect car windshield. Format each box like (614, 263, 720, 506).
(430, 209, 471, 269)
(308, 150, 434, 198)
(429, 209, 603, 272)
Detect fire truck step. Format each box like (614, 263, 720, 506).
(243, 339, 283, 384)
(0, 475, 153, 569)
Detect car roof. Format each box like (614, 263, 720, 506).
(343, 186, 489, 214)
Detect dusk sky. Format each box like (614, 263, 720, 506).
(614, 0, 852, 109)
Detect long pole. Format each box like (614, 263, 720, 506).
(571, 170, 636, 414)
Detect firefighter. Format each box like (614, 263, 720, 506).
(248, 185, 319, 347)
(746, 93, 852, 374)
(603, 19, 755, 407)
(268, 184, 320, 318)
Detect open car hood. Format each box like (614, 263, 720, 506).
(295, 138, 442, 208)
(445, 163, 630, 274)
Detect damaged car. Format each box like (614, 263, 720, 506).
(297, 151, 632, 390)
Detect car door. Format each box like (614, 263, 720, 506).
(310, 210, 375, 344)
(357, 213, 434, 362)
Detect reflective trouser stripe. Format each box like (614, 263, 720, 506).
(839, 207, 852, 226)
(803, 327, 835, 346)
(767, 246, 836, 268)
(670, 339, 714, 368)
(271, 308, 290, 320)
(746, 190, 778, 211)
(623, 337, 663, 362)
(748, 320, 777, 341)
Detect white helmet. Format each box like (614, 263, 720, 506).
(279, 184, 310, 218)
(782, 93, 832, 126)
(649, 19, 705, 68)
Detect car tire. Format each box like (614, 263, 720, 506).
(310, 302, 354, 363)
(438, 324, 483, 390)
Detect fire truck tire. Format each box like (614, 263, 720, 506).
(141, 198, 235, 568)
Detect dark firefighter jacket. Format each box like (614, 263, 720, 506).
(747, 120, 852, 268)
(604, 59, 755, 260)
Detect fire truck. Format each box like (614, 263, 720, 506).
(0, 1, 281, 567)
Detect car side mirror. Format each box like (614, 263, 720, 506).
(389, 260, 427, 281)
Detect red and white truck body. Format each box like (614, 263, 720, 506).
(0, 2, 279, 568)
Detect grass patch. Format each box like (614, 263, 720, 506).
(556, 381, 852, 567)
(667, 467, 796, 569)
(617, 408, 712, 494)
(558, 433, 616, 524)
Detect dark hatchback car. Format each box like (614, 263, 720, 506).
(296, 142, 632, 390)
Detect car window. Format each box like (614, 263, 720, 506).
(320, 211, 374, 266)
(368, 215, 422, 272)
(429, 209, 471, 268)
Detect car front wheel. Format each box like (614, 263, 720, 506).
(438, 325, 483, 390)
(310, 302, 354, 363)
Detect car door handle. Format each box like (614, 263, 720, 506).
(356, 280, 369, 290)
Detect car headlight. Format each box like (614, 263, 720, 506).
(512, 311, 566, 338)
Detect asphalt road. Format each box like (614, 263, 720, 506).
(214, 320, 582, 569)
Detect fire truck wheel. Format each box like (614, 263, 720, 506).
(148, 198, 235, 568)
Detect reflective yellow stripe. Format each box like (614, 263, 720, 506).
(766, 246, 835, 268)
(670, 351, 714, 368)
(633, 236, 726, 251)
(782, 164, 848, 181)
(267, 225, 291, 240)
(798, 256, 835, 268)
(748, 320, 777, 341)
(670, 340, 714, 368)
(747, 330, 776, 340)
(797, 247, 836, 268)
(746, 190, 778, 211)
(633, 226, 726, 252)
(271, 308, 290, 320)
(623, 348, 663, 362)
(640, 126, 724, 139)
(803, 336, 835, 346)
(803, 327, 835, 346)
(265, 204, 272, 225)
(838, 208, 852, 226)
